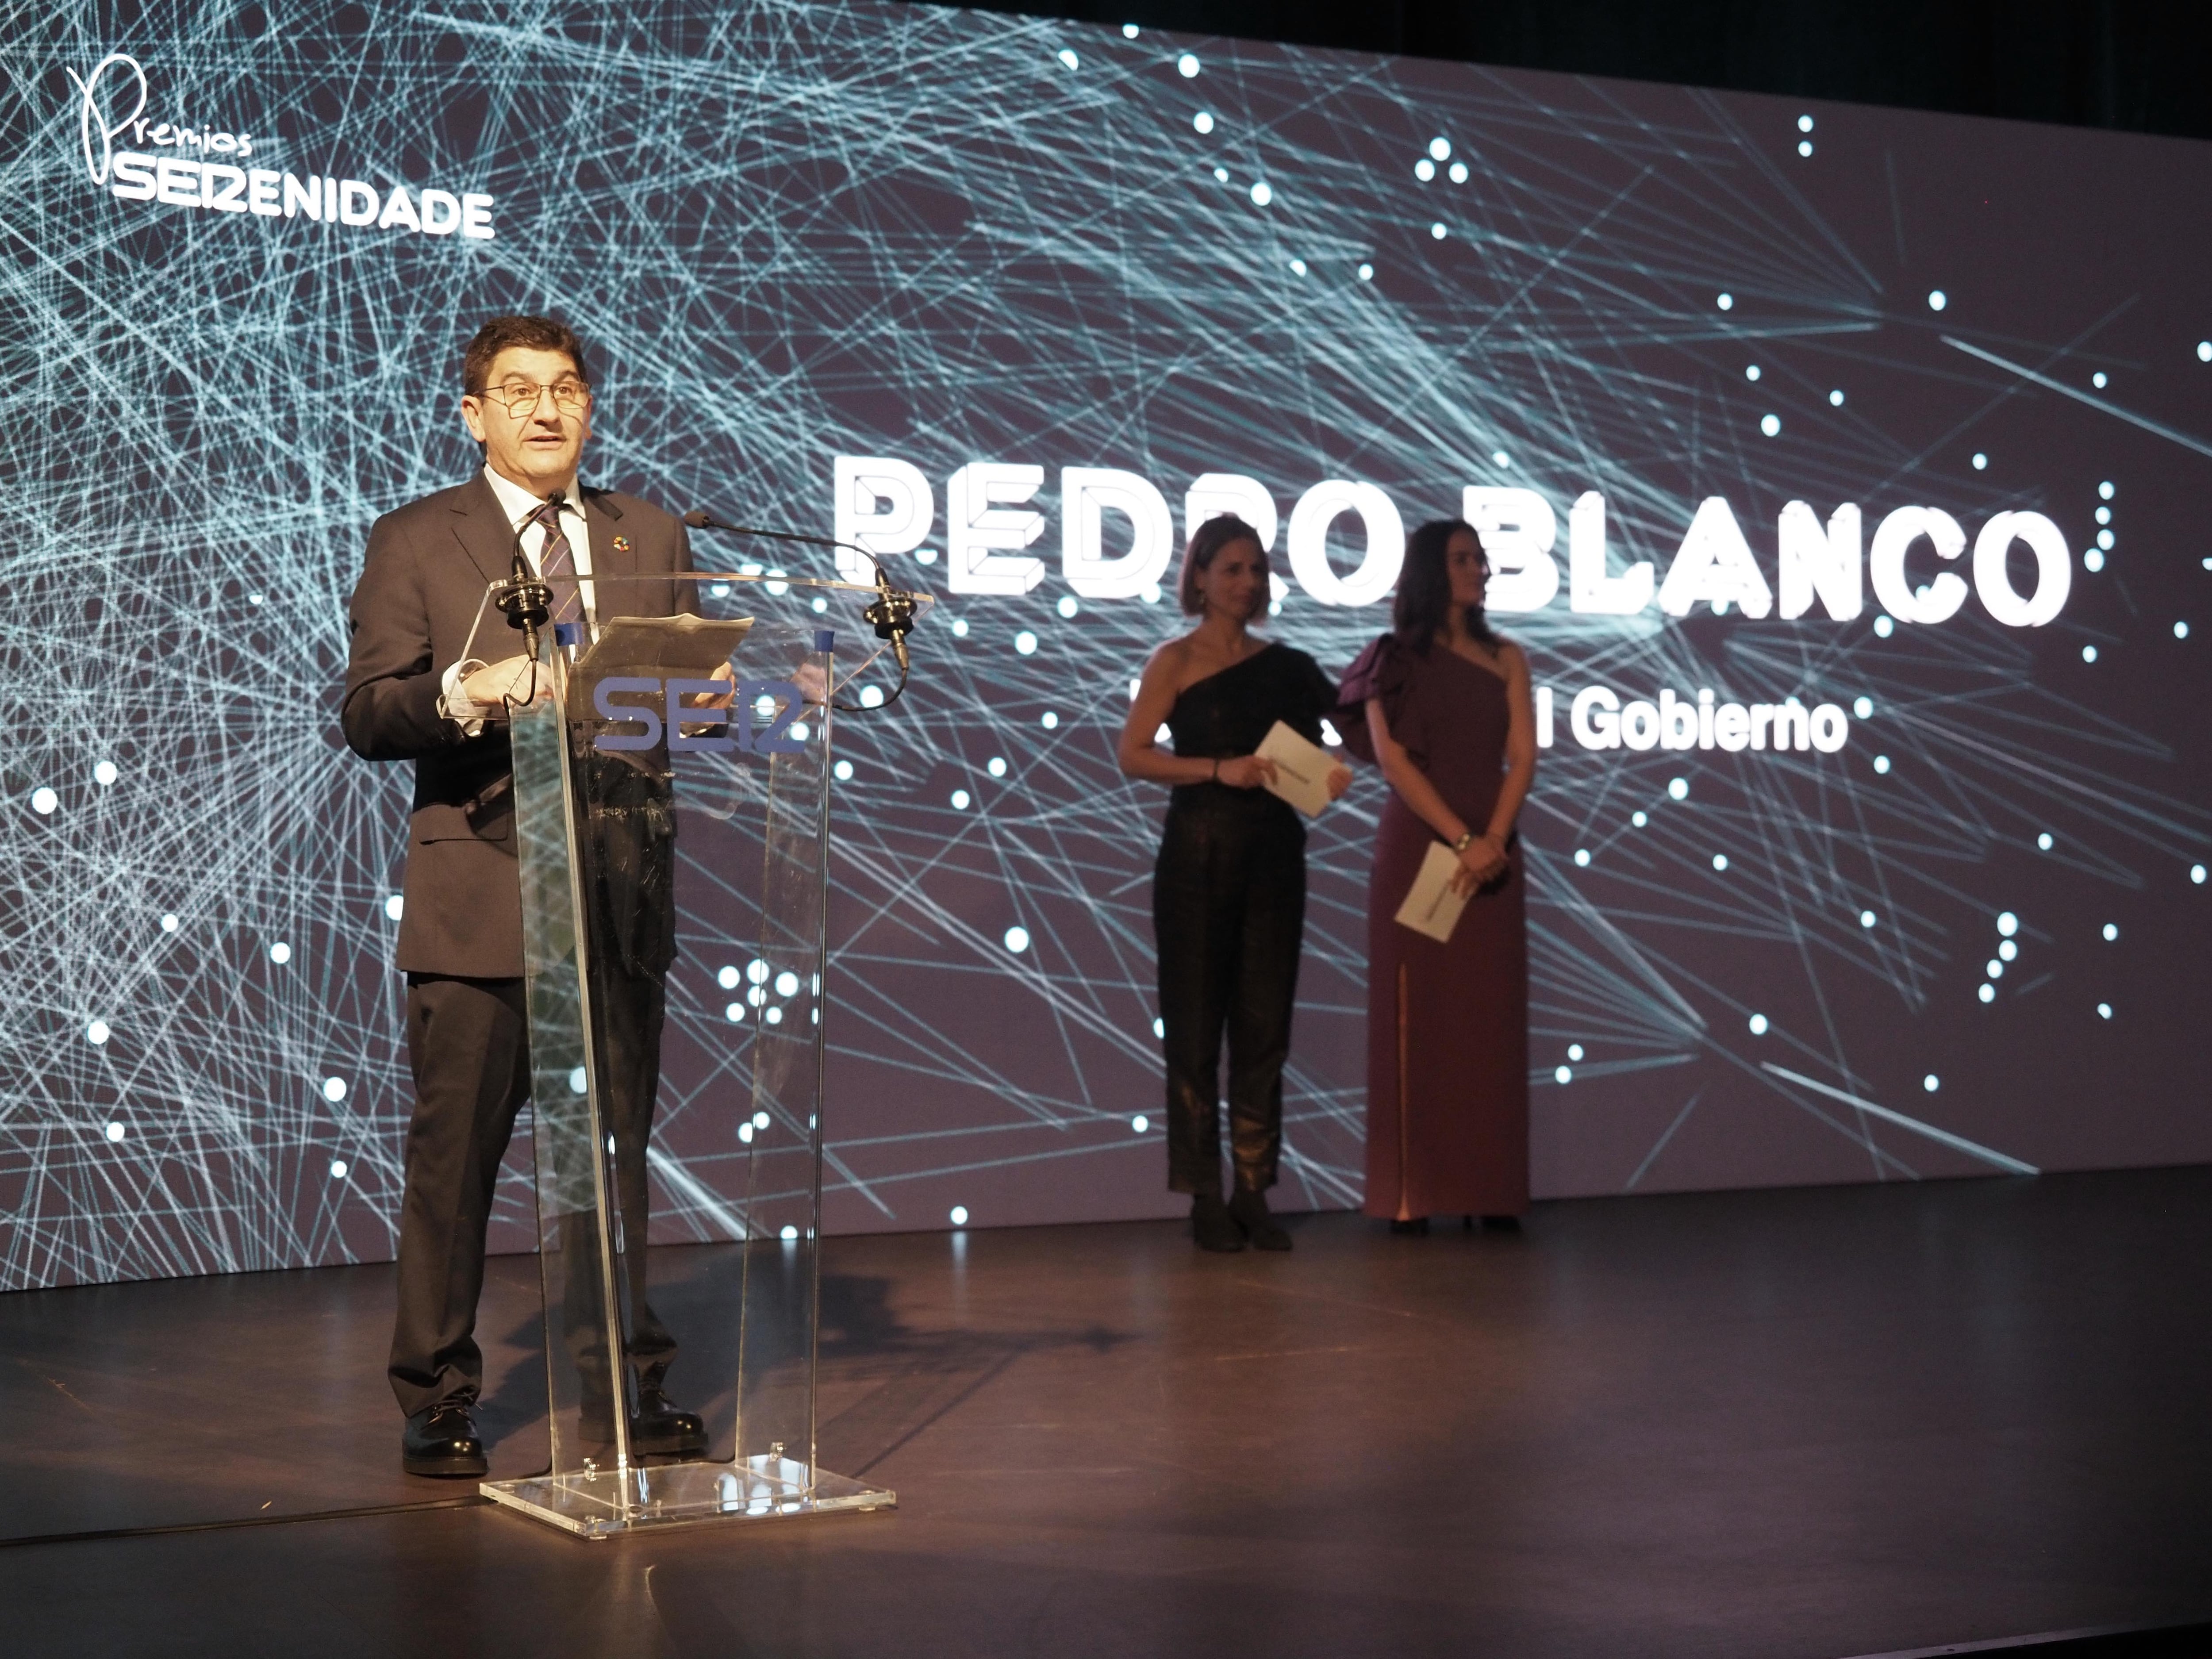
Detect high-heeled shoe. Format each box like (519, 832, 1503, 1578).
(1229, 1186, 1292, 1251)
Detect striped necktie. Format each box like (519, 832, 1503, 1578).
(527, 496, 584, 626)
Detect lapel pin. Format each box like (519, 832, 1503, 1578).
(611, 534, 631, 553)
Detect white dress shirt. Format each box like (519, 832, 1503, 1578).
(442, 465, 596, 721)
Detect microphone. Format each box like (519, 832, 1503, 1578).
(492, 495, 557, 660)
(683, 508, 920, 690)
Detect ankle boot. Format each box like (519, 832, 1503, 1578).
(1228, 1187, 1292, 1252)
(1191, 1193, 1245, 1252)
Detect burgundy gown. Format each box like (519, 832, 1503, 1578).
(1337, 634, 1530, 1220)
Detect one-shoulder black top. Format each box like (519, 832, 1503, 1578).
(1164, 642, 1337, 817)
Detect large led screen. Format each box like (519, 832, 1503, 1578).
(5, 1, 2210, 1290)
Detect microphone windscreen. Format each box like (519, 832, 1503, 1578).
(682, 508, 711, 529)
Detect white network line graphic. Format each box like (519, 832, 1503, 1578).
(2, 0, 2208, 1290)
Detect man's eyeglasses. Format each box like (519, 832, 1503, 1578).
(480, 379, 592, 419)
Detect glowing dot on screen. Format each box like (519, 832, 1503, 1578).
(859, 685, 885, 709)
(1152, 1016, 1165, 1039)
(2082, 645, 2099, 663)
(2092, 371, 2108, 389)
(1429, 136, 1451, 160)
(1859, 910, 1877, 929)
(1928, 289, 1947, 311)
(780, 1224, 799, 1241)
(1759, 414, 1781, 437)
(92, 760, 118, 787)
(1978, 984, 1995, 1003)
(1289, 257, 1307, 276)
(1491, 449, 1511, 468)
(1797, 114, 1814, 132)
(1996, 911, 2018, 937)
(1123, 22, 1139, 38)
(161, 912, 180, 932)
(1056, 47, 1079, 70)
(1748, 1014, 1768, 1036)
(1829, 388, 1845, 406)
(1554, 1065, 1572, 1084)
(1923, 1074, 1940, 1092)
(1131, 1115, 1148, 1133)
(383, 895, 403, 922)
(725, 1002, 745, 1023)
(950, 618, 968, 637)
(330, 1160, 348, 1180)
(1056, 595, 1079, 618)
(775, 971, 800, 997)
(1193, 111, 1213, 134)
(1971, 453, 1988, 470)
(738, 1122, 754, 1144)
(1014, 630, 1038, 655)
(2038, 832, 2054, 851)
(1449, 161, 1468, 184)
(765, 1007, 783, 1024)
(1176, 52, 1199, 77)
(2177, 621, 2192, 639)
(752, 1111, 770, 1131)
(1573, 849, 1590, 868)
(105, 1121, 124, 1142)
(1853, 696, 1873, 718)
(269, 941, 292, 964)
(569, 1066, 588, 1094)
(1143, 583, 1163, 603)
(949, 1206, 970, 1226)
(1717, 292, 1734, 311)
(87, 1020, 110, 1045)
(1667, 777, 1689, 801)
(2097, 1002, 2113, 1020)
(1004, 926, 1031, 954)
(1745, 364, 1761, 382)
(1873, 755, 1890, 774)
(1415, 158, 1436, 182)
(1712, 853, 1729, 872)
(1797, 140, 1813, 157)
(1358, 263, 1374, 281)
(1041, 711, 1060, 730)
(789, 722, 809, 742)
(2199, 342, 2212, 362)
(1212, 166, 1229, 183)
(30, 787, 57, 815)
(1874, 615, 1894, 637)
(322, 1076, 346, 1102)
(718, 965, 741, 989)
(1430, 221, 1447, 240)
(987, 757, 1008, 778)
(1986, 959, 2004, 979)
(2102, 923, 2119, 941)
(1250, 181, 1273, 207)
(833, 759, 855, 781)
(810, 596, 827, 614)
(749, 959, 771, 984)
(2097, 529, 2114, 549)
(950, 789, 971, 809)
(2099, 480, 2115, 499)
(1568, 1044, 1585, 1060)
(1631, 810, 1647, 828)
(2085, 551, 2106, 572)
(1998, 939, 2016, 961)
(2193, 864, 2207, 884)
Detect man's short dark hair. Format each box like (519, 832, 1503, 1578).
(462, 315, 591, 394)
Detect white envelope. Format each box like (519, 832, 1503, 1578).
(1394, 841, 1469, 943)
(1255, 720, 1341, 818)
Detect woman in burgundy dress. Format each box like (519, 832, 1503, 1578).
(1337, 519, 1537, 1233)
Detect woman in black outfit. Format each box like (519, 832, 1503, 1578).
(1117, 515, 1348, 1252)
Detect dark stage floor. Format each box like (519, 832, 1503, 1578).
(4, 1167, 2210, 1658)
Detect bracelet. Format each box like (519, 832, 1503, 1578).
(1452, 830, 1475, 853)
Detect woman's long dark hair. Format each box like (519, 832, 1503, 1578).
(1394, 518, 1497, 652)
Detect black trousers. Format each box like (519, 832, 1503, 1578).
(386, 967, 672, 1417)
(1152, 793, 1308, 1198)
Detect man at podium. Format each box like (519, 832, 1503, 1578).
(341, 315, 711, 1477)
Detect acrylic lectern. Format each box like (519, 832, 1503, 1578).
(453, 567, 920, 1539)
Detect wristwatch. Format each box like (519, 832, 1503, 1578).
(1451, 830, 1475, 853)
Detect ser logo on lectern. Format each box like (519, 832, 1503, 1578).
(592, 678, 808, 756)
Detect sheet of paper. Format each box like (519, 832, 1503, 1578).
(1393, 841, 1469, 944)
(1254, 720, 1340, 819)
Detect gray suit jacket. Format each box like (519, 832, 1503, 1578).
(341, 473, 694, 977)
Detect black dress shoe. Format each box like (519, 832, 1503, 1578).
(402, 1402, 488, 1478)
(1191, 1193, 1245, 1252)
(1228, 1187, 1292, 1252)
(631, 1385, 709, 1457)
